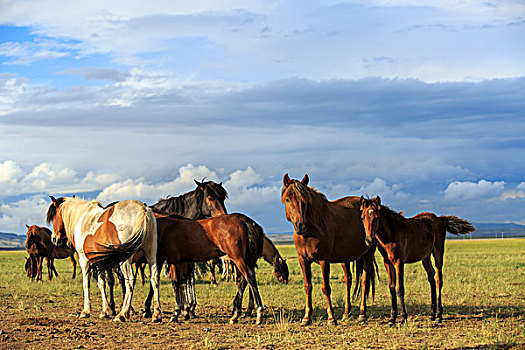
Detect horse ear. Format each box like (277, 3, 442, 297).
(283, 174, 291, 187)
(219, 182, 222, 186)
(360, 196, 365, 210)
(375, 196, 381, 206)
(49, 196, 57, 205)
(25, 224, 29, 228)
(194, 179, 202, 187)
(301, 174, 309, 186)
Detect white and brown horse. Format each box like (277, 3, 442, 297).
(46, 196, 161, 322)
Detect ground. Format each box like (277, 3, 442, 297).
(1, 240, 524, 349)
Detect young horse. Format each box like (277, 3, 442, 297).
(143, 213, 265, 325)
(25, 225, 77, 281)
(281, 174, 377, 326)
(360, 196, 475, 325)
(46, 196, 161, 322)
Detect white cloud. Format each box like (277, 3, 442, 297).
(357, 178, 408, 201)
(96, 164, 220, 204)
(0, 195, 50, 233)
(444, 179, 505, 200)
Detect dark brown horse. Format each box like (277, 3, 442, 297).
(25, 225, 77, 281)
(360, 196, 475, 325)
(143, 213, 265, 325)
(281, 174, 377, 326)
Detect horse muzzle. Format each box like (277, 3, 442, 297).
(293, 222, 307, 235)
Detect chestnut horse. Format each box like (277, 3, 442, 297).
(360, 196, 475, 325)
(143, 213, 265, 325)
(25, 224, 77, 281)
(46, 196, 161, 322)
(281, 174, 377, 326)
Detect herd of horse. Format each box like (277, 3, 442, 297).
(23, 174, 475, 326)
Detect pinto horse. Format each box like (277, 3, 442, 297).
(25, 224, 77, 281)
(360, 196, 475, 325)
(46, 196, 161, 322)
(281, 174, 377, 326)
(143, 213, 265, 325)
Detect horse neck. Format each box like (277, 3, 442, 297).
(262, 238, 279, 265)
(377, 207, 405, 242)
(61, 200, 93, 242)
(305, 190, 328, 229)
(181, 191, 205, 219)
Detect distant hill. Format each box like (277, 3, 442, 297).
(267, 222, 525, 243)
(0, 232, 25, 250)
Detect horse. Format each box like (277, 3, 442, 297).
(25, 224, 77, 281)
(46, 196, 161, 322)
(359, 196, 475, 325)
(281, 174, 377, 326)
(143, 213, 266, 325)
(146, 179, 228, 315)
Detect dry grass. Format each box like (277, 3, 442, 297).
(0, 239, 524, 349)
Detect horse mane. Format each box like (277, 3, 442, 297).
(150, 180, 228, 217)
(47, 197, 95, 243)
(379, 204, 407, 232)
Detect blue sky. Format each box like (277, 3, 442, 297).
(0, 0, 524, 234)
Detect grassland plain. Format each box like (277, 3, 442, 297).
(0, 239, 523, 349)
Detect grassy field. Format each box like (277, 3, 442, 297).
(0, 239, 524, 349)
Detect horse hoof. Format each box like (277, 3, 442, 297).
(256, 319, 262, 326)
(79, 312, 90, 318)
(99, 313, 110, 319)
(327, 319, 337, 326)
(300, 318, 311, 326)
(143, 311, 152, 318)
(113, 315, 126, 323)
(229, 317, 238, 324)
(244, 311, 253, 318)
(436, 317, 443, 324)
(152, 316, 162, 323)
(357, 315, 367, 323)
(168, 316, 178, 323)
(429, 315, 436, 321)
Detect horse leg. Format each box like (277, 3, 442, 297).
(384, 260, 398, 326)
(245, 289, 254, 317)
(237, 263, 264, 325)
(51, 259, 59, 278)
(209, 260, 218, 286)
(422, 255, 437, 321)
(298, 257, 313, 326)
(320, 261, 336, 326)
(106, 269, 117, 316)
(37, 256, 43, 282)
(185, 265, 198, 318)
(230, 273, 248, 324)
(79, 257, 91, 318)
(114, 260, 135, 322)
(46, 258, 52, 280)
(433, 248, 444, 323)
(394, 261, 408, 324)
(145, 256, 161, 322)
(341, 262, 352, 320)
(170, 278, 184, 323)
(70, 254, 77, 279)
(96, 269, 112, 318)
(358, 252, 375, 323)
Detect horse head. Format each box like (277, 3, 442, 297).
(46, 196, 67, 246)
(281, 173, 310, 235)
(24, 224, 40, 250)
(194, 179, 228, 217)
(273, 255, 289, 284)
(360, 196, 381, 246)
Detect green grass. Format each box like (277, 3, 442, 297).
(1, 239, 524, 349)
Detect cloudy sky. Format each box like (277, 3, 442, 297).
(1, 0, 524, 234)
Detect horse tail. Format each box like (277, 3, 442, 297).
(88, 205, 156, 272)
(243, 216, 264, 269)
(441, 215, 476, 235)
(352, 253, 379, 302)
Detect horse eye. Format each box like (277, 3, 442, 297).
(285, 198, 290, 203)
